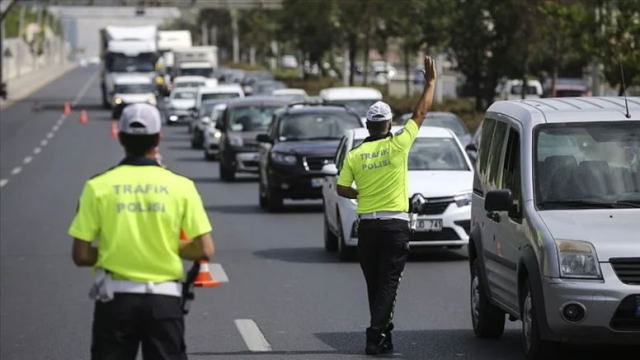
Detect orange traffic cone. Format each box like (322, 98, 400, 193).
(180, 229, 188, 241)
(63, 102, 71, 115)
(80, 110, 89, 124)
(110, 121, 118, 138)
(194, 261, 220, 288)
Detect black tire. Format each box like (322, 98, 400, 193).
(337, 211, 355, 261)
(191, 137, 198, 149)
(266, 186, 283, 213)
(522, 278, 560, 360)
(204, 151, 216, 161)
(470, 258, 506, 338)
(324, 215, 338, 252)
(219, 161, 235, 182)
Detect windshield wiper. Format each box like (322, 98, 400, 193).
(611, 200, 640, 208)
(540, 199, 640, 209)
(297, 136, 339, 141)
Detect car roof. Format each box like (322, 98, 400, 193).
(487, 96, 640, 126)
(198, 85, 243, 94)
(173, 87, 197, 92)
(319, 87, 382, 100)
(174, 76, 206, 83)
(281, 105, 357, 115)
(273, 88, 307, 96)
(350, 126, 455, 140)
(114, 75, 152, 84)
(225, 96, 289, 108)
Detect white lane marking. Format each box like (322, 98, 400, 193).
(234, 319, 272, 352)
(209, 263, 229, 283)
(33, 147, 41, 154)
(52, 125, 59, 132)
(11, 167, 22, 175)
(72, 72, 98, 106)
(23, 156, 33, 164)
(41, 140, 48, 146)
(46, 132, 54, 139)
(0, 179, 8, 188)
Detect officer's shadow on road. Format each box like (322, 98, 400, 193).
(253, 247, 341, 264)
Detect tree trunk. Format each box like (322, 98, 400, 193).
(348, 33, 357, 86)
(362, 26, 370, 86)
(404, 44, 410, 97)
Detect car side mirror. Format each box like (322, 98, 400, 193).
(256, 133, 271, 143)
(485, 189, 512, 212)
(465, 143, 478, 163)
(215, 121, 224, 131)
(321, 163, 338, 176)
(201, 116, 211, 124)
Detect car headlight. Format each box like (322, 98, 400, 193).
(454, 191, 472, 207)
(115, 98, 123, 105)
(147, 97, 157, 105)
(228, 134, 243, 147)
(555, 239, 602, 279)
(169, 115, 178, 121)
(271, 152, 297, 165)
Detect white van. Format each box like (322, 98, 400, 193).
(319, 87, 383, 124)
(496, 79, 543, 101)
(111, 74, 156, 107)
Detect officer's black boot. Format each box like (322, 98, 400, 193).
(365, 328, 386, 355)
(381, 323, 394, 354)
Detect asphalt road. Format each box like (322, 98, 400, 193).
(0, 67, 637, 360)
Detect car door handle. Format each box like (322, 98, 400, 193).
(487, 212, 501, 223)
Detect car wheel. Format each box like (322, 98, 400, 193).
(204, 151, 216, 161)
(191, 136, 198, 149)
(324, 214, 338, 252)
(266, 186, 283, 213)
(219, 161, 235, 182)
(522, 278, 559, 360)
(337, 211, 355, 261)
(470, 258, 505, 338)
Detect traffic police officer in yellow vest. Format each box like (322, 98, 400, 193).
(337, 56, 437, 355)
(69, 103, 215, 360)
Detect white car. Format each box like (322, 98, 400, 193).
(495, 79, 543, 100)
(272, 88, 309, 103)
(319, 87, 382, 125)
(190, 85, 244, 132)
(111, 74, 157, 108)
(172, 75, 207, 90)
(322, 126, 474, 260)
(166, 88, 197, 125)
(202, 103, 227, 160)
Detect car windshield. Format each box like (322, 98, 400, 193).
(199, 103, 217, 117)
(179, 68, 213, 77)
(278, 113, 362, 141)
(228, 105, 281, 132)
(108, 53, 156, 73)
(115, 84, 154, 94)
(324, 99, 378, 118)
(245, 72, 274, 84)
(536, 122, 640, 209)
(255, 82, 286, 95)
(275, 94, 307, 103)
(172, 91, 196, 100)
(353, 137, 469, 171)
(511, 84, 538, 95)
(202, 93, 241, 101)
(426, 115, 469, 136)
(175, 82, 204, 88)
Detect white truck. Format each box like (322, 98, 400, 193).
(173, 46, 218, 80)
(99, 25, 158, 108)
(157, 30, 192, 94)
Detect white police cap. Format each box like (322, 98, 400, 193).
(366, 101, 393, 122)
(119, 103, 162, 135)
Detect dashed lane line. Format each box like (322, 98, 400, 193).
(0, 179, 8, 188)
(72, 72, 98, 106)
(234, 319, 272, 352)
(46, 132, 54, 139)
(33, 147, 41, 154)
(11, 167, 22, 175)
(41, 140, 48, 146)
(209, 263, 229, 283)
(23, 156, 33, 164)
(52, 125, 59, 132)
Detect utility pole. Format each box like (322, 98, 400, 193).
(201, 22, 208, 46)
(231, 9, 239, 63)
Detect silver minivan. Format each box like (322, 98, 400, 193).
(468, 97, 640, 359)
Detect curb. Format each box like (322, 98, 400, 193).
(0, 64, 79, 111)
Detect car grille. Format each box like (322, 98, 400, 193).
(610, 258, 640, 285)
(410, 228, 460, 241)
(610, 295, 640, 331)
(242, 160, 259, 168)
(409, 196, 454, 215)
(304, 156, 333, 171)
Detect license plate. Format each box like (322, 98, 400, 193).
(416, 219, 443, 232)
(636, 296, 640, 318)
(311, 178, 325, 188)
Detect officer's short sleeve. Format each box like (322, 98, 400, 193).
(337, 153, 354, 187)
(390, 119, 419, 152)
(68, 183, 100, 242)
(181, 181, 213, 240)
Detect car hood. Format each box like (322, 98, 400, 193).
(273, 140, 340, 157)
(408, 171, 473, 198)
(170, 99, 195, 109)
(538, 210, 640, 260)
(117, 93, 154, 104)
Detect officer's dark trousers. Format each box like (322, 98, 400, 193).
(357, 219, 409, 342)
(91, 293, 186, 360)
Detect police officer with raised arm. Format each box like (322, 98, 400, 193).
(337, 56, 437, 355)
(69, 103, 214, 360)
